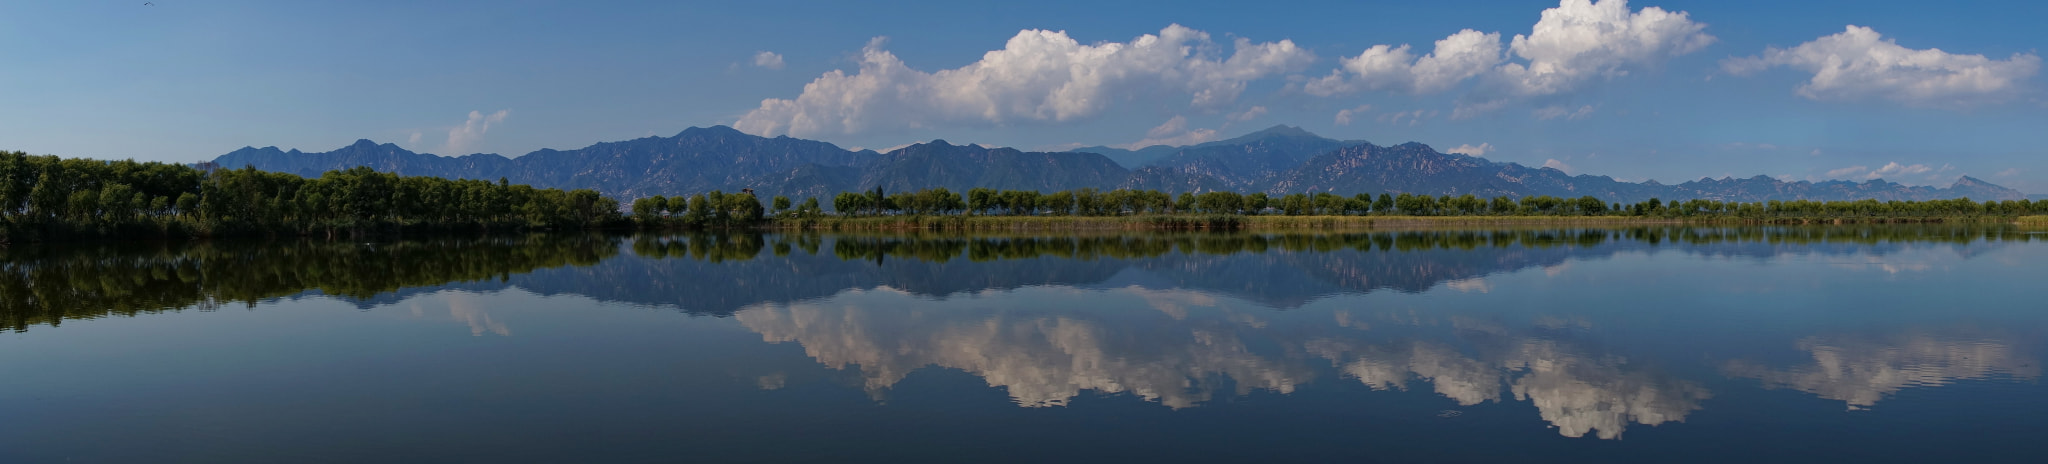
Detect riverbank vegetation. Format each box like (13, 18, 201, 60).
(761, 187, 2048, 231)
(9, 149, 2047, 242)
(1, 150, 624, 242)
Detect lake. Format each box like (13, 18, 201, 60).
(2, 226, 2044, 463)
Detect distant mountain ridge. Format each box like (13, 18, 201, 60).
(209, 125, 2028, 203)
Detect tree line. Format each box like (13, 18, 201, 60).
(10, 148, 2045, 243)
(808, 187, 2048, 220)
(1, 150, 625, 241)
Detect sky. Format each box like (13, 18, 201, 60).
(3, 0, 2045, 192)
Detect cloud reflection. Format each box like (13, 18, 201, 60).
(1308, 335, 1709, 439)
(737, 298, 1310, 409)
(737, 288, 1709, 439)
(1723, 331, 2041, 410)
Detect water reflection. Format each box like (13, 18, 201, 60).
(4, 225, 2042, 444)
(1310, 333, 1710, 439)
(4, 226, 2034, 332)
(737, 293, 1310, 409)
(736, 286, 1713, 439)
(1723, 331, 2042, 410)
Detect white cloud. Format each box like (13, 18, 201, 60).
(1542, 158, 1575, 174)
(1831, 162, 1939, 180)
(1227, 106, 1268, 123)
(1125, 116, 1219, 149)
(1316, 0, 1711, 117)
(1825, 166, 1869, 178)
(735, 25, 1315, 137)
(445, 109, 508, 154)
(1534, 104, 1595, 120)
(407, 131, 422, 148)
(1375, 109, 1436, 126)
(1995, 168, 2021, 177)
(1867, 162, 1934, 179)
(1446, 143, 1494, 156)
(1496, 0, 1714, 97)
(1333, 104, 1373, 125)
(1306, 29, 1504, 96)
(1723, 25, 2040, 107)
(753, 51, 786, 70)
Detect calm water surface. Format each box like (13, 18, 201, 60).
(2, 227, 2044, 463)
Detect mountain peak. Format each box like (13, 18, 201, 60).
(348, 139, 381, 149)
(1243, 125, 1319, 139)
(677, 125, 747, 138)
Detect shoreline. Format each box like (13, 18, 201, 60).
(761, 214, 2021, 232)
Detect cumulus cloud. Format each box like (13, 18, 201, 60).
(1125, 116, 1219, 149)
(445, 109, 508, 154)
(735, 25, 1315, 137)
(1306, 29, 1504, 96)
(753, 51, 786, 70)
(1723, 26, 2040, 107)
(1333, 104, 1373, 125)
(1314, 0, 1711, 118)
(1446, 143, 1493, 156)
(1542, 158, 1575, 174)
(1496, 0, 1714, 96)
(1534, 104, 1596, 120)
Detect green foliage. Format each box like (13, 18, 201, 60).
(0, 150, 625, 242)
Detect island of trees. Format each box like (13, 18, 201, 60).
(6, 149, 2047, 242)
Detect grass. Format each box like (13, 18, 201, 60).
(2019, 215, 2048, 226)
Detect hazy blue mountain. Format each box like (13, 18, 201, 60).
(1270, 142, 2025, 202)
(1067, 144, 1183, 169)
(210, 124, 2026, 203)
(1080, 125, 1366, 191)
(214, 139, 515, 180)
(859, 140, 1129, 194)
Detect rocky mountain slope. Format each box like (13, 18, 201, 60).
(209, 125, 2028, 203)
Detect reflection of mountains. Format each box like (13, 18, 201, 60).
(3, 226, 2033, 331)
(737, 295, 1708, 439)
(1723, 330, 2042, 410)
(509, 229, 2018, 314)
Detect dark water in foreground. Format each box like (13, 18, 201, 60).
(2, 227, 2045, 463)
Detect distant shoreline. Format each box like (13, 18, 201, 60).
(762, 214, 2026, 232)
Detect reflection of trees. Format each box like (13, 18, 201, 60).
(1722, 331, 2042, 410)
(736, 291, 1708, 439)
(0, 234, 616, 332)
(7, 225, 2033, 332)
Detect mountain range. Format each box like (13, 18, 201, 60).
(210, 125, 2029, 203)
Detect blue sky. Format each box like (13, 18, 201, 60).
(3, 0, 2044, 191)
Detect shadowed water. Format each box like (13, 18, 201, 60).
(2, 226, 2044, 462)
